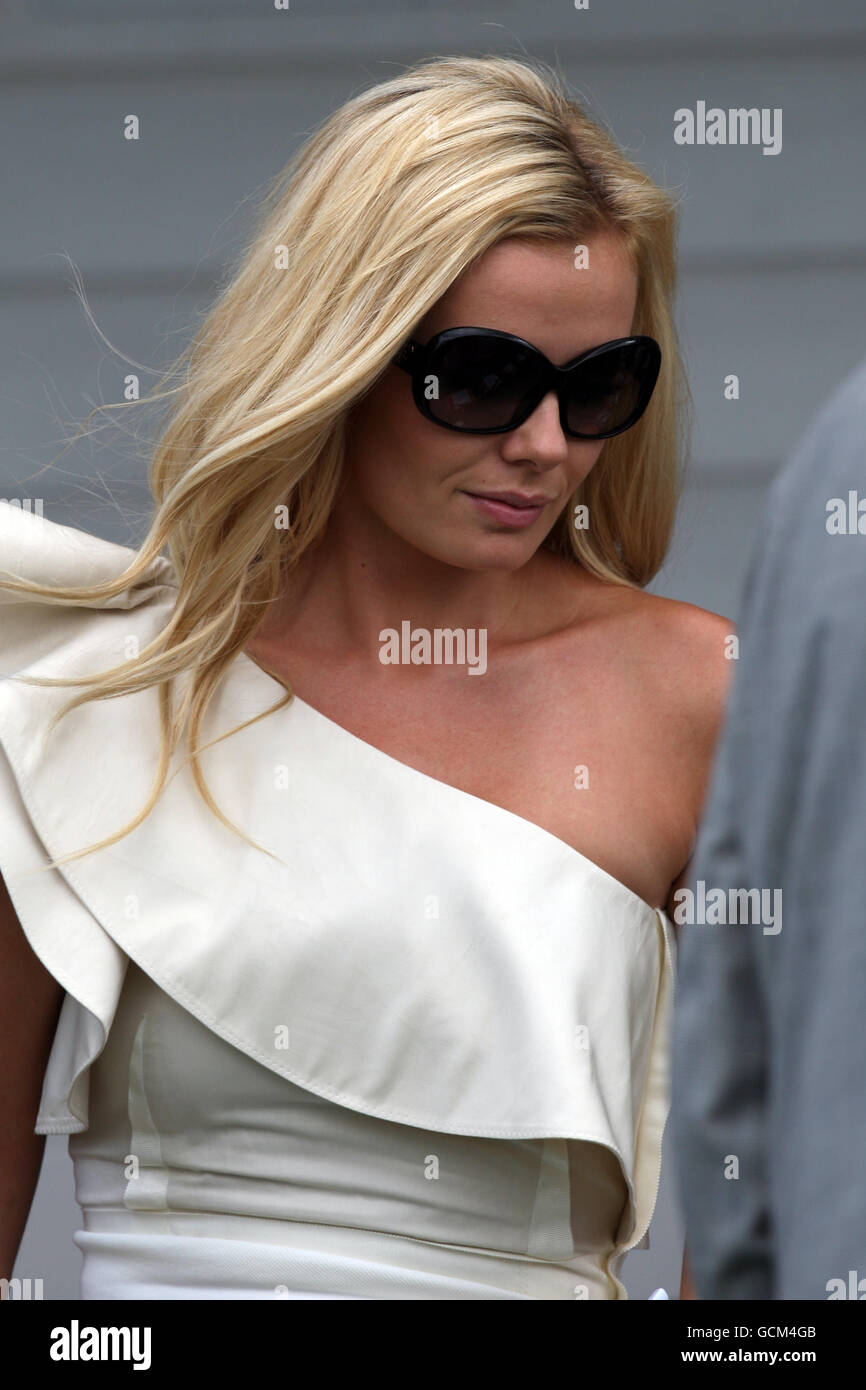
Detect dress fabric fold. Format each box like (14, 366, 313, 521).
(0, 501, 675, 1299)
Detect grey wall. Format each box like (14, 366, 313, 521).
(6, 0, 866, 1300)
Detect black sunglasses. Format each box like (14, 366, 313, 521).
(393, 326, 661, 440)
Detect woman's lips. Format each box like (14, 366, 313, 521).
(462, 491, 548, 528)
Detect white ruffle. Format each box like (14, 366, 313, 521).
(0, 502, 176, 1132)
(0, 500, 674, 1264)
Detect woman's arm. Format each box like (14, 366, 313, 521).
(669, 874, 699, 1302)
(0, 871, 63, 1282)
(665, 610, 736, 1304)
(680, 1246, 699, 1299)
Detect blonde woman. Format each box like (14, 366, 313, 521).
(0, 55, 730, 1301)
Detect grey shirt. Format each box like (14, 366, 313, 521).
(671, 356, 866, 1300)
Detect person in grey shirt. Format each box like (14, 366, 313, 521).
(671, 355, 866, 1300)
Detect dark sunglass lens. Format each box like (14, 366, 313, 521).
(424, 337, 543, 430)
(565, 341, 658, 437)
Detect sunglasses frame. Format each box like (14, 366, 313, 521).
(393, 326, 661, 440)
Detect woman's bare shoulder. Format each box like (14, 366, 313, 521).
(630, 586, 734, 648)
(555, 558, 734, 653)
(529, 556, 736, 725)
(619, 587, 737, 751)
(553, 563, 736, 729)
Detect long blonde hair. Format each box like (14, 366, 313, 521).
(1, 53, 690, 867)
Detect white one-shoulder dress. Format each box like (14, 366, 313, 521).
(0, 501, 675, 1300)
